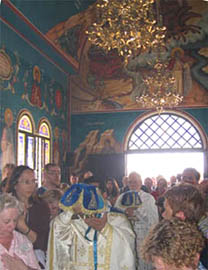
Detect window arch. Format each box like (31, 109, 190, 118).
(17, 111, 52, 185)
(124, 110, 208, 179)
(17, 111, 35, 169)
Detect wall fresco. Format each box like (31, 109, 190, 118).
(0, 108, 15, 172)
(71, 128, 122, 175)
(46, 0, 208, 113)
(0, 20, 69, 178)
(0, 48, 67, 120)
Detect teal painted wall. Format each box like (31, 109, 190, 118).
(0, 20, 69, 179)
(71, 108, 208, 151)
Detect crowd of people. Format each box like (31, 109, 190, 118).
(0, 162, 207, 270)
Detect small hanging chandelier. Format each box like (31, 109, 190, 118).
(136, 57, 183, 113)
(135, 0, 183, 113)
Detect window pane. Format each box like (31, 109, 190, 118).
(45, 140, 50, 164)
(128, 114, 203, 150)
(18, 132, 25, 165)
(18, 115, 32, 133)
(39, 122, 50, 138)
(27, 136, 34, 169)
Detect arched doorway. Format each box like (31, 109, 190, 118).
(124, 110, 208, 181)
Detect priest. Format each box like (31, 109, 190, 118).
(46, 183, 136, 270)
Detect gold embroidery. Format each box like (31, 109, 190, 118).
(103, 223, 113, 270)
(48, 220, 55, 270)
(89, 241, 94, 270)
(78, 243, 87, 257)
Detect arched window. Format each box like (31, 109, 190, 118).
(17, 112, 35, 169)
(124, 111, 208, 179)
(36, 120, 51, 184)
(17, 111, 52, 185)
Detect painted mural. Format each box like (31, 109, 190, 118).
(70, 128, 122, 175)
(46, 0, 208, 113)
(0, 17, 69, 178)
(0, 47, 67, 120)
(0, 108, 15, 172)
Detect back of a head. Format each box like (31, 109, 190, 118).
(41, 189, 62, 203)
(164, 184, 206, 222)
(141, 218, 205, 269)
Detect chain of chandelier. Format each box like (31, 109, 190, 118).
(86, 0, 184, 112)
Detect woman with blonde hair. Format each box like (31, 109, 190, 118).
(41, 189, 62, 220)
(0, 193, 40, 269)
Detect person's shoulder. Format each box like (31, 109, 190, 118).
(30, 197, 50, 215)
(140, 189, 155, 201)
(13, 230, 33, 248)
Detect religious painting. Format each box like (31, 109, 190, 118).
(0, 48, 20, 94)
(70, 128, 122, 175)
(0, 108, 15, 172)
(0, 49, 13, 81)
(30, 65, 42, 108)
(0, 46, 67, 120)
(46, 0, 208, 113)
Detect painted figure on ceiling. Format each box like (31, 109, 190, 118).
(46, 0, 208, 112)
(30, 65, 42, 108)
(168, 47, 192, 96)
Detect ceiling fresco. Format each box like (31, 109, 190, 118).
(8, 0, 208, 113)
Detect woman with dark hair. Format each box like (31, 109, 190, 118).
(8, 165, 50, 269)
(106, 178, 120, 206)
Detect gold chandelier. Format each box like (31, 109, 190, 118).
(136, 58, 183, 113)
(86, 0, 184, 112)
(86, 0, 166, 65)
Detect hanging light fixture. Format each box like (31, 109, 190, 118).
(136, 57, 183, 113)
(136, 0, 183, 113)
(86, 0, 184, 112)
(86, 0, 166, 65)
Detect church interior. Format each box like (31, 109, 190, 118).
(0, 0, 208, 184)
